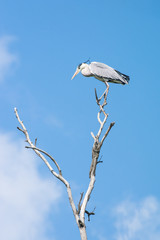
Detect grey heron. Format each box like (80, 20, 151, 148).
(71, 61, 130, 85)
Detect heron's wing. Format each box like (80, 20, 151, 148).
(89, 62, 121, 80)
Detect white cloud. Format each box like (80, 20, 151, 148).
(0, 132, 62, 240)
(113, 196, 160, 240)
(0, 36, 18, 82)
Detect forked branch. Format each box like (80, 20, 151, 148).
(90, 83, 115, 177)
(85, 207, 96, 221)
(14, 108, 80, 228)
(25, 145, 62, 175)
(14, 83, 114, 240)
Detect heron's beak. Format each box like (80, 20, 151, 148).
(71, 68, 80, 80)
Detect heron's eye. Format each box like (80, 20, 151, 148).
(78, 63, 82, 69)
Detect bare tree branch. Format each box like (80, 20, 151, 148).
(97, 155, 103, 164)
(17, 126, 24, 133)
(90, 83, 115, 177)
(14, 108, 80, 229)
(80, 83, 114, 226)
(100, 121, 115, 147)
(80, 174, 96, 224)
(14, 82, 114, 240)
(85, 207, 96, 221)
(35, 138, 37, 146)
(25, 145, 62, 175)
(91, 131, 96, 141)
(77, 192, 84, 214)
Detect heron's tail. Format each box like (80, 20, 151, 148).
(115, 70, 130, 84)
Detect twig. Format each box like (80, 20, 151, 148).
(97, 155, 103, 164)
(25, 146, 62, 175)
(100, 122, 115, 147)
(85, 207, 96, 221)
(17, 126, 24, 133)
(77, 192, 84, 214)
(97, 160, 103, 164)
(91, 132, 96, 141)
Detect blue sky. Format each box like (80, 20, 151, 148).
(0, 0, 160, 239)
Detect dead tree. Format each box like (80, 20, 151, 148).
(14, 84, 115, 240)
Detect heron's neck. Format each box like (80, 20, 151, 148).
(81, 65, 91, 77)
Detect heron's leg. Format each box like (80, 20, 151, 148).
(100, 82, 109, 108)
(98, 89, 107, 102)
(97, 82, 109, 103)
(95, 82, 109, 114)
(98, 91, 106, 102)
(105, 82, 109, 96)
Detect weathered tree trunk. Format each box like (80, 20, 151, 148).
(79, 227, 87, 240)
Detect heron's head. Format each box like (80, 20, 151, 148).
(71, 62, 89, 80)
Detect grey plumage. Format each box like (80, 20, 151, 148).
(72, 61, 130, 85)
